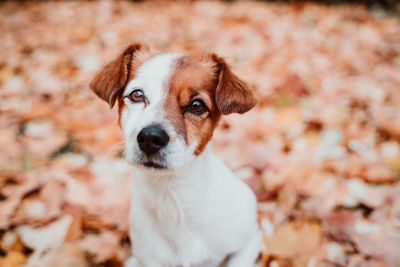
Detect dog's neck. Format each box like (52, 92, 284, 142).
(132, 146, 212, 193)
(131, 147, 213, 225)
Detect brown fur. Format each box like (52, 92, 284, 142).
(89, 43, 150, 125)
(166, 56, 221, 155)
(209, 53, 257, 115)
(166, 54, 256, 156)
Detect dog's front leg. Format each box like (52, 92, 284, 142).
(226, 233, 262, 267)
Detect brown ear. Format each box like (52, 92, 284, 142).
(209, 53, 257, 115)
(89, 43, 145, 108)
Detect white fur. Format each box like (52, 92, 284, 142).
(120, 54, 261, 267)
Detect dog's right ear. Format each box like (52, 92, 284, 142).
(89, 43, 146, 108)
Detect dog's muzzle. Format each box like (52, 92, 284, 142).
(137, 125, 169, 156)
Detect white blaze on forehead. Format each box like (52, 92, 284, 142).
(121, 53, 181, 139)
(124, 53, 181, 101)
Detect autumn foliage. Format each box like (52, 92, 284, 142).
(0, 1, 400, 267)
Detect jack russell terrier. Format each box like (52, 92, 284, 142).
(90, 43, 261, 267)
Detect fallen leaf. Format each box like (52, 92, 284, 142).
(26, 244, 90, 267)
(17, 215, 73, 260)
(76, 230, 121, 263)
(0, 251, 27, 267)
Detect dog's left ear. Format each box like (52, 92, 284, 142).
(90, 43, 146, 108)
(208, 53, 257, 115)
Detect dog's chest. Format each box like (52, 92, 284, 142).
(130, 182, 219, 266)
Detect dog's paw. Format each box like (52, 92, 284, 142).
(124, 256, 140, 267)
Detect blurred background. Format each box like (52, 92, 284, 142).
(1, 0, 400, 266)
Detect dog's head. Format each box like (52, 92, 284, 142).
(90, 43, 256, 172)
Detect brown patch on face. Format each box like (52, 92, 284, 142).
(165, 56, 221, 156)
(117, 94, 126, 127)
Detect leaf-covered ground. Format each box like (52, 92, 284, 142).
(1, 1, 400, 266)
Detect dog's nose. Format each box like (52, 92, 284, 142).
(137, 126, 169, 155)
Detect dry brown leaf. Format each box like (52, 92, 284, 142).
(263, 222, 323, 267)
(0, 251, 27, 267)
(76, 230, 121, 263)
(26, 244, 90, 267)
(17, 215, 73, 259)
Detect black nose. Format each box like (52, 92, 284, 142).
(137, 126, 169, 155)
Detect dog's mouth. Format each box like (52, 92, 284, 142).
(134, 153, 169, 171)
(142, 161, 167, 170)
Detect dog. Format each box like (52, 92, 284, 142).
(90, 43, 261, 267)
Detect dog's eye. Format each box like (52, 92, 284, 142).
(128, 89, 145, 103)
(188, 99, 208, 115)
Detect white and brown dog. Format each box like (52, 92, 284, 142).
(90, 43, 261, 267)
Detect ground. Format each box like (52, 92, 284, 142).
(0, 1, 400, 267)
